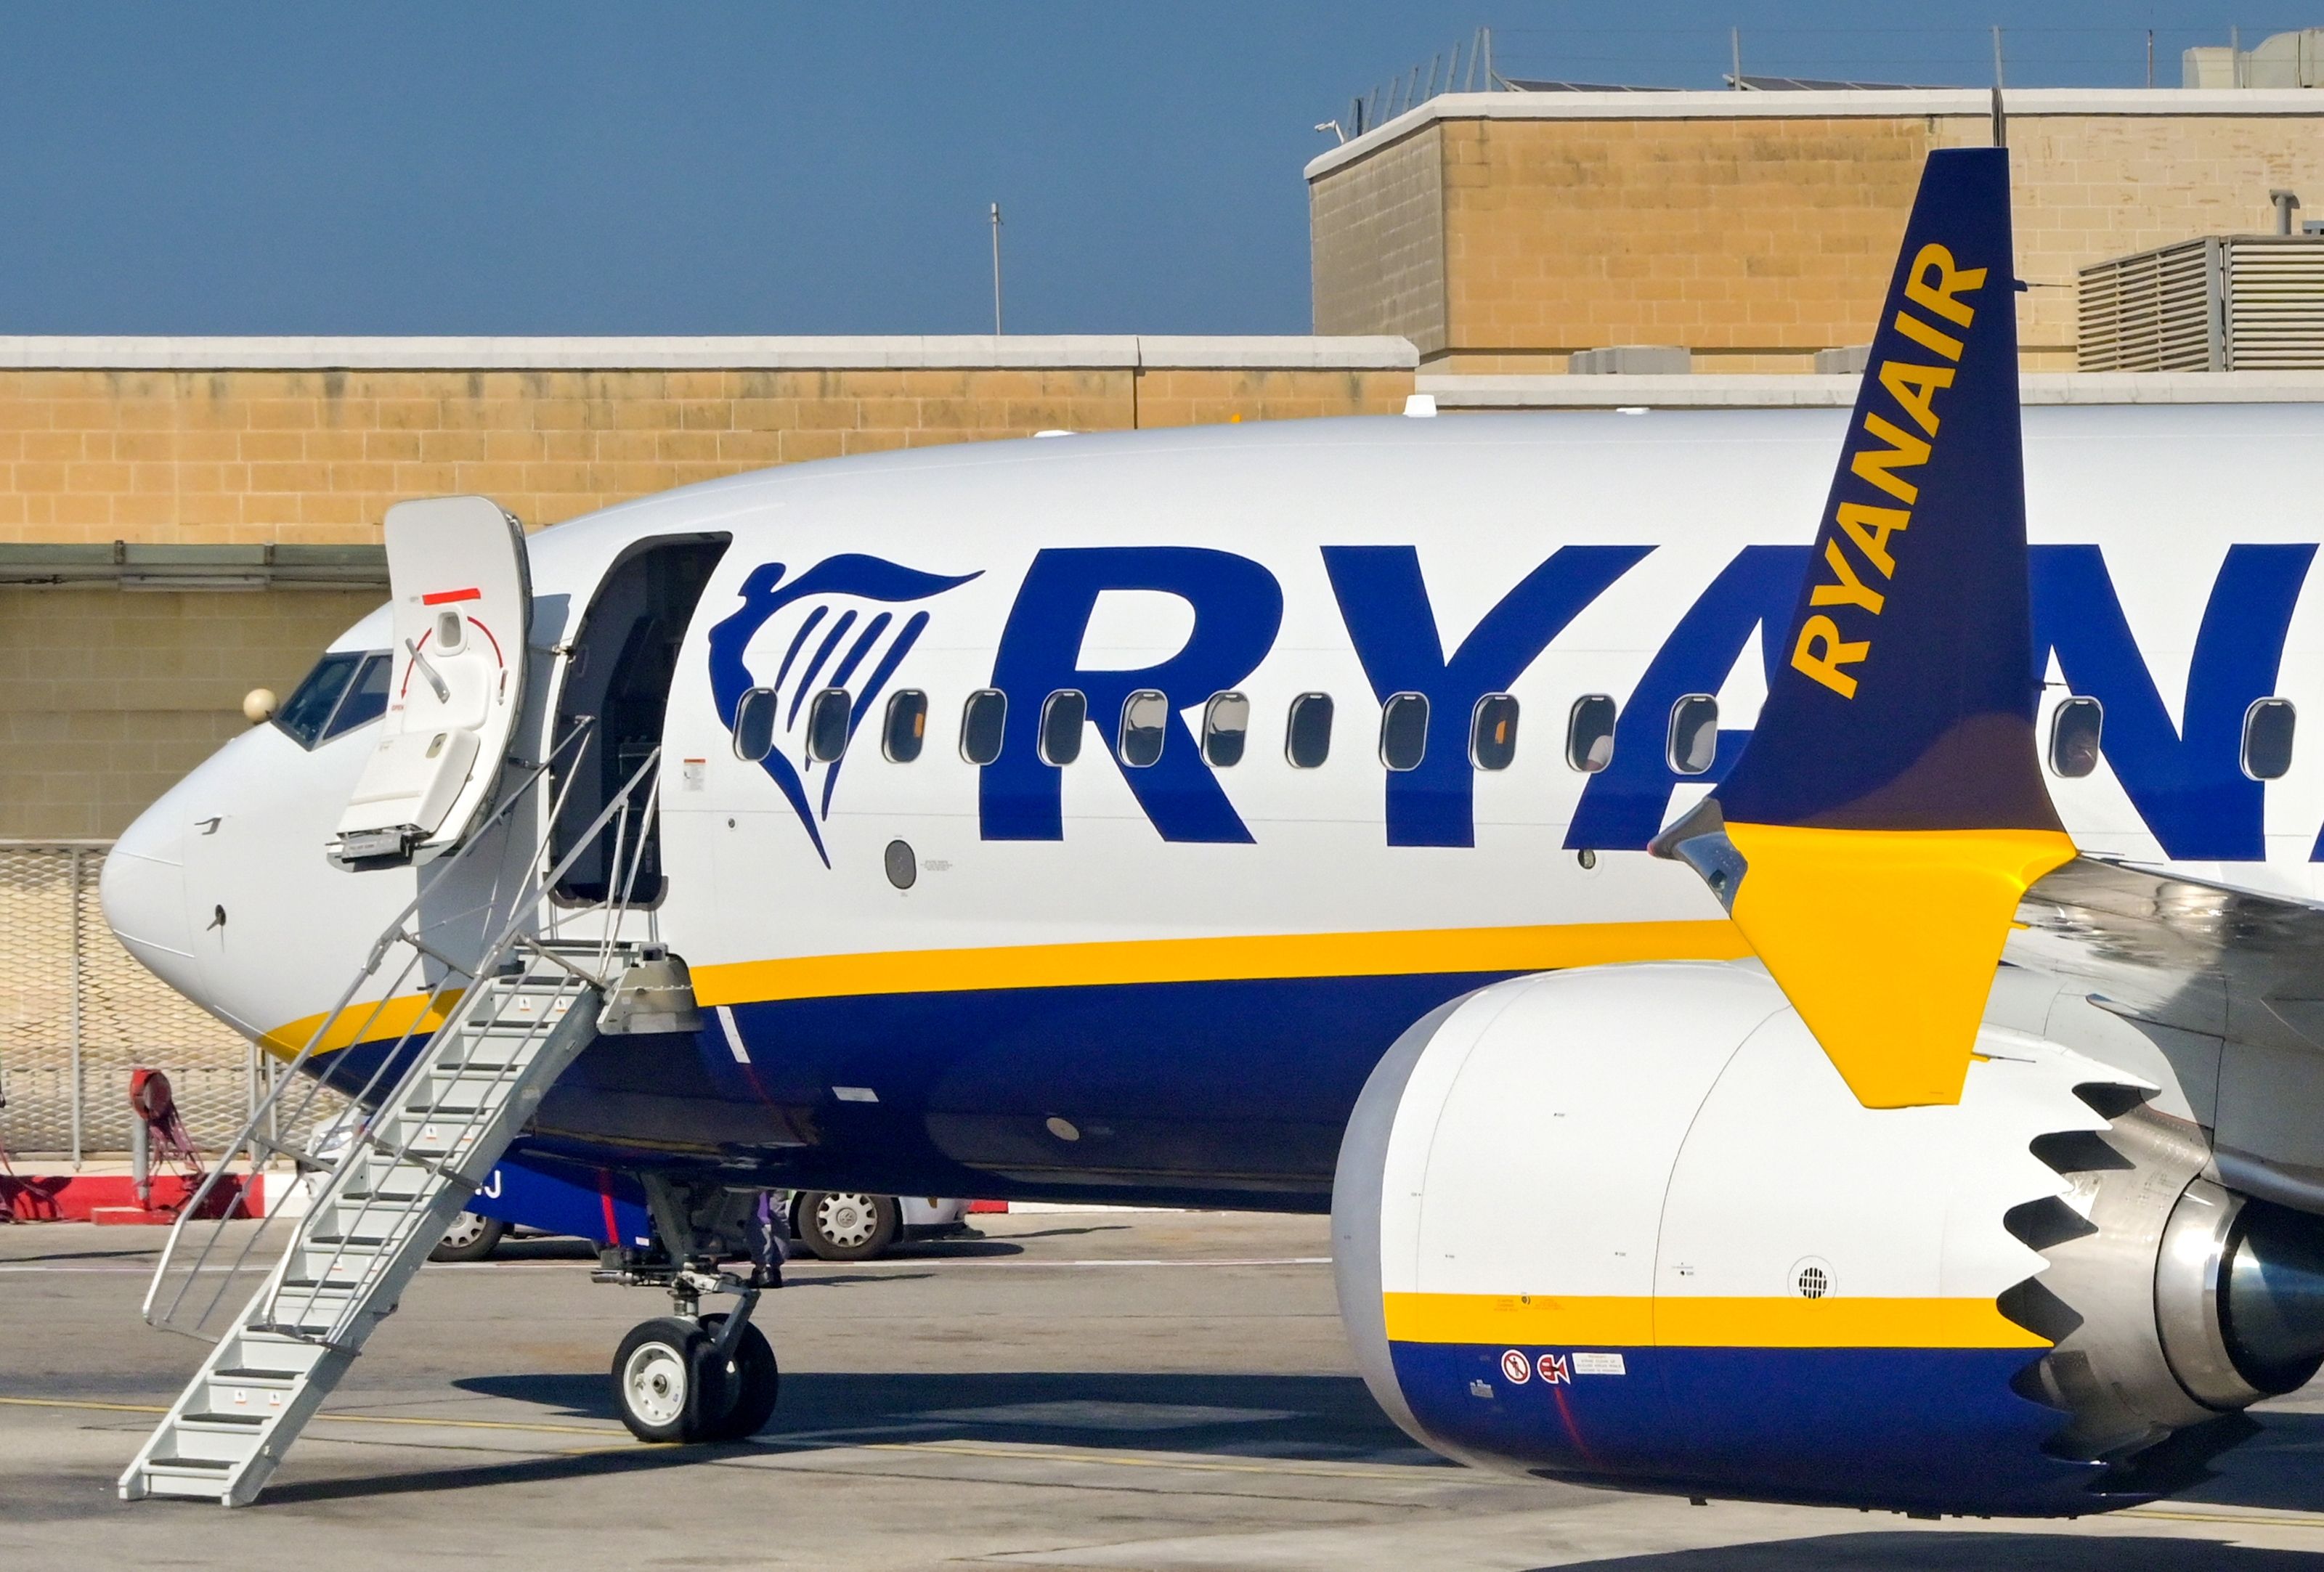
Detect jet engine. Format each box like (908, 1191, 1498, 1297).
(1332, 961, 2324, 1516)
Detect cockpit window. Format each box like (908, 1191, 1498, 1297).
(327, 653, 391, 739)
(274, 650, 391, 750)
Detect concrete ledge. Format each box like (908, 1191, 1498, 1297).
(1419, 370, 2324, 409)
(1306, 87, 2324, 179)
(0, 543, 388, 589)
(0, 335, 1418, 373)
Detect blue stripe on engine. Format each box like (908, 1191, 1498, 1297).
(1390, 1339, 2100, 1516)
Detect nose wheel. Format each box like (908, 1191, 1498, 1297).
(612, 1311, 779, 1443)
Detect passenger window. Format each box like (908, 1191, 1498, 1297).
(2049, 696, 2102, 778)
(1567, 693, 1617, 773)
(733, 687, 779, 763)
(1039, 690, 1087, 766)
(883, 690, 927, 762)
(1380, 693, 1429, 772)
(1119, 689, 1169, 768)
(2244, 698, 2296, 781)
(806, 688, 852, 763)
(1471, 693, 1519, 771)
(1286, 693, 1334, 769)
(1202, 691, 1251, 767)
(322, 653, 392, 740)
(1667, 694, 1718, 775)
(960, 689, 1007, 765)
(272, 651, 364, 749)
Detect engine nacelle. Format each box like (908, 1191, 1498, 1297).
(1332, 962, 2324, 1517)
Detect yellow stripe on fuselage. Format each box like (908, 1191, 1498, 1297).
(264, 918, 1748, 1062)
(257, 989, 464, 1064)
(1382, 1290, 2046, 1350)
(689, 919, 1748, 1007)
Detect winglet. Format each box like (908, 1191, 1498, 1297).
(1651, 147, 2074, 1108)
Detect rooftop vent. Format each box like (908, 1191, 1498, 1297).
(1569, 346, 1691, 375)
(2080, 234, 2324, 372)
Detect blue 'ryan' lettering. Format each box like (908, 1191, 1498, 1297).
(983, 547, 1283, 842)
(2031, 543, 2315, 861)
(1326, 545, 1652, 847)
(1574, 542, 2317, 859)
(1568, 545, 1808, 851)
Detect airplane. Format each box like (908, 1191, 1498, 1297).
(101, 147, 2324, 1515)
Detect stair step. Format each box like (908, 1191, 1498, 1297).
(179, 1412, 267, 1431)
(213, 1368, 301, 1386)
(146, 1456, 232, 1475)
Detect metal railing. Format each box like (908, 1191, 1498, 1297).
(0, 841, 279, 1165)
(143, 725, 661, 1344)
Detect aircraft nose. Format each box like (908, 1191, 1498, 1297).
(101, 797, 203, 1003)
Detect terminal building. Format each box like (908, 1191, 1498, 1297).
(1307, 84, 2324, 373)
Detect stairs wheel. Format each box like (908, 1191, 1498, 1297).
(695, 1314, 779, 1441)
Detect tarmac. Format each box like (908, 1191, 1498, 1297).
(4, 1209, 2324, 1571)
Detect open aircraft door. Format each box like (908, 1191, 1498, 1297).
(333, 496, 532, 867)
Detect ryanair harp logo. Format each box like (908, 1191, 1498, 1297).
(1793, 243, 1987, 701)
(706, 554, 980, 866)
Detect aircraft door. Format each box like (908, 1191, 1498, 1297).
(335, 497, 532, 866)
(548, 534, 730, 906)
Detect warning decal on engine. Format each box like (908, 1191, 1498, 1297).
(1572, 1351, 1627, 1376)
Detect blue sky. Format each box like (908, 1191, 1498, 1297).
(0, 5, 2290, 336)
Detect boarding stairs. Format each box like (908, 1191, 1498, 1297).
(122, 741, 667, 1506)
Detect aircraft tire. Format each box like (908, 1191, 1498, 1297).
(695, 1314, 779, 1441)
(613, 1316, 720, 1443)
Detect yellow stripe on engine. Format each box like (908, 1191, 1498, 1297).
(690, 919, 1749, 1007)
(1382, 1291, 2047, 1350)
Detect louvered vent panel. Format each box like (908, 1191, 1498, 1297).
(2225, 238, 2324, 370)
(2078, 240, 2218, 371)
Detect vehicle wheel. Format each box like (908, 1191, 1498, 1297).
(695, 1313, 779, 1441)
(429, 1212, 508, 1263)
(795, 1191, 901, 1261)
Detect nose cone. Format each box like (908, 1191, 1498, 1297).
(101, 790, 200, 1003)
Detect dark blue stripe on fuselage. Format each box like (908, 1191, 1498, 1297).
(311, 969, 1517, 1206)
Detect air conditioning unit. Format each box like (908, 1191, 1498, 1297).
(2079, 235, 2324, 371)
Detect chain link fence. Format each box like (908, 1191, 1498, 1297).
(0, 841, 343, 1162)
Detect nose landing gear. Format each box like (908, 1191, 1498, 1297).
(612, 1304, 779, 1443)
(597, 1176, 784, 1443)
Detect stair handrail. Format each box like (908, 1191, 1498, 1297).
(143, 719, 598, 1335)
(264, 748, 665, 1344)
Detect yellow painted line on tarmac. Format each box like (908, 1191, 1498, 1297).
(2119, 1506, 2324, 1532)
(807, 1438, 1429, 1483)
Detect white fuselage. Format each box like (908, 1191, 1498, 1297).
(101, 404, 2324, 1202)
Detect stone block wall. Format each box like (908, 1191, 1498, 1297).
(0, 588, 380, 839)
(1310, 91, 2324, 372)
(0, 338, 1414, 836)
